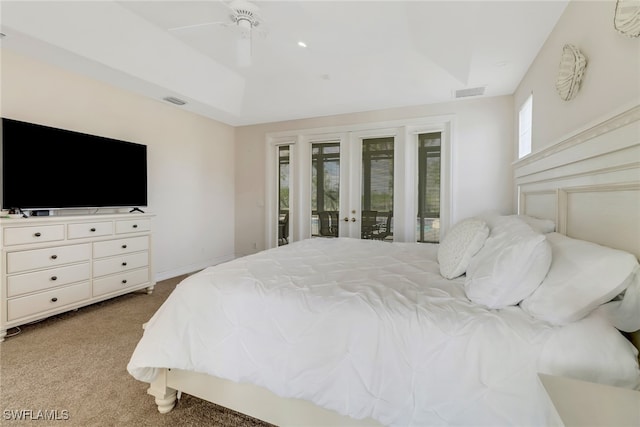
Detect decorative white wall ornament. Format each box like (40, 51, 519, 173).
(555, 44, 587, 102)
(614, 0, 640, 38)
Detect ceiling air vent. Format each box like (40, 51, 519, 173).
(454, 87, 486, 99)
(163, 96, 187, 106)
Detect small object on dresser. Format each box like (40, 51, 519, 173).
(4, 208, 26, 219)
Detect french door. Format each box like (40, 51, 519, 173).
(301, 130, 397, 242)
(266, 119, 451, 248)
(345, 133, 396, 241)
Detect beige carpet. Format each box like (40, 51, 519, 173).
(0, 274, 273, 426)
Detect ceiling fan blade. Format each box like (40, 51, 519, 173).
(169, 0, 264, 67)
(168, 21, 228, 32)
(237, 36, 252, 67)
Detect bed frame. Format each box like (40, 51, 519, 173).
(147, 104, 640, 426)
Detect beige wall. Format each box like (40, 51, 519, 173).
(12, 0, 623, 269)
(235, 96, 514, 256)
(514, 0, 640, 153)
(0, 48, 236, 280)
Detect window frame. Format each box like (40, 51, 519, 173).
(518, 94, 533, 159)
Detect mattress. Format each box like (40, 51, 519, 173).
(128, 237, 640, 426)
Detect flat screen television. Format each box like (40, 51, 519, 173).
(1, 118, 148, 211)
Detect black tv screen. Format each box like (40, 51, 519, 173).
(1, 118, 148, 210)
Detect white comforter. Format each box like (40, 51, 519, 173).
(128, 238, 640, 426)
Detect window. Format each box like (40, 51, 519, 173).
(279, 146, 290, 213)
(518, 94, 533, 158)
(361, 137, 394, 213)
(361, 137, 394, 241)
(278, 145, 290, 246)
(417, 132, 441, 243)
(311, 142, 340, 237)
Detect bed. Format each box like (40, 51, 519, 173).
(127, 104, 640, 426)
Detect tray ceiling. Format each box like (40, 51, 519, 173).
(0, 1, 569, 126)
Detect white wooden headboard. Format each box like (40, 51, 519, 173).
(514, 104, 640, 259)
(514, 103, 640, 353)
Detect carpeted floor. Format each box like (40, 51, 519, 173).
(0, 274, 273, 426)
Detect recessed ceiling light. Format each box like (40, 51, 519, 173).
(297, 41, 307, 48)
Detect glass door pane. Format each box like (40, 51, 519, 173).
(417, 133, 441, 243)
(361, 137, 394, 241)
(311, 142, 340, 238)
(278, 145, 290, 246)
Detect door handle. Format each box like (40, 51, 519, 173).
(351, 217, 356, 222)
(343, 217, 349, 222)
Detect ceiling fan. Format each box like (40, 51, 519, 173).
(168, 0, 266, 67)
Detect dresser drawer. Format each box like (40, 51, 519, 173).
(67, 221, 113, 239)
(93, 268, 149, 297)
(7, 263, 90, 298)
(6, 243, 91, 274)
(3, 224, 65, 246)
(93, 236, 149, 258)
(115, 218, 150, 234)
(93, 251, 149, 277)
(7, 281, 91, 321)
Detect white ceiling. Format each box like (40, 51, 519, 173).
(0, 0, 569, 126)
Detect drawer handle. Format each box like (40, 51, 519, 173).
(51, 254, 58, 260)
(122, 244, 128, 249)
(122, 262, 128, 266)
(132, 224, 138, 228)
(90, 228, 96, 232)
(122, 279, 128, 284)
(50, 276, 58, 281)
(34, 232, 42, 237)
(51, 297, 58, 302)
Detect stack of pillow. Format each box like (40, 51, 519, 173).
(437, 213, 639, 325)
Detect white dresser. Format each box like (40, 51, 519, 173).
(0, 213, 155, 341)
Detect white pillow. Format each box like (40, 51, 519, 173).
(521, 233, 639, 325)
(597, 266, 640, 332)
(478, 212, 555, 234)
(465, 216, 552, 309)
(513, 215, 556, 234)
(437, 218, 489, 279)
(476, 211, 503, 229)
(537, 310, 640, 389)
